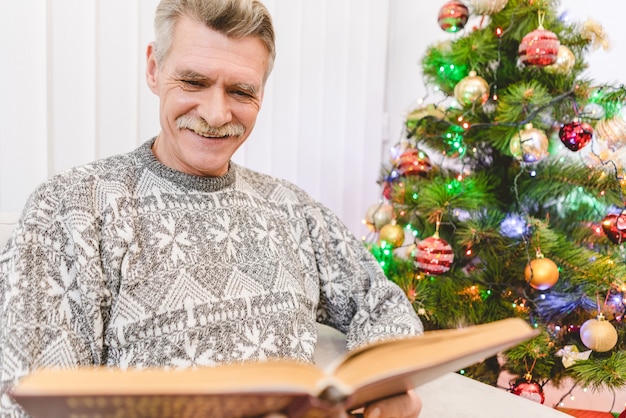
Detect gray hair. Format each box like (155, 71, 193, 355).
(154, 0, 276, 78)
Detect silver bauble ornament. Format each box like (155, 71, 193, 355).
(364, 203, 394, 231)
(509, 123, 549, 163)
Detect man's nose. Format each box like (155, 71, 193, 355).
(198, 88, 233, 127)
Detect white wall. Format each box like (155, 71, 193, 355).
(0, 0, 389, 237)
(1, 1, 625, 238)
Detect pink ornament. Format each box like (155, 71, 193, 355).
(559, 121, 593, 151)
(414, 235, 454, 275)
(518, 28, 560, 67)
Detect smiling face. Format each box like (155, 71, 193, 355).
(146, 15, 268, 177)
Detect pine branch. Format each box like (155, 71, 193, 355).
(569, 352, 626, 391)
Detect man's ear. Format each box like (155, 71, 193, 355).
(146, 42, 159, 95)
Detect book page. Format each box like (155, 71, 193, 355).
(328, 318, 538, 410)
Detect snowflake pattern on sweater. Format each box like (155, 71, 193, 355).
(0, 139, 422, 417)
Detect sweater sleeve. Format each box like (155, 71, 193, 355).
(308, 204, 423, 351)
(0, 181, 109, 417)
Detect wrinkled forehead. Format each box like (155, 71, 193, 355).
(168, 15, 271, 81)
(165, 16, 269, 87)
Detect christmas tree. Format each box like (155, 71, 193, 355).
(365, 0, 626, 406)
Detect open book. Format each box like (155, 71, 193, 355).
(10, 318, 537, 418)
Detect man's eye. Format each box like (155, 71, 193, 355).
(182, 79, 203, 87)
(232, 90, 252, 98)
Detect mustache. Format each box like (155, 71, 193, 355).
(176, 115, 245, 137)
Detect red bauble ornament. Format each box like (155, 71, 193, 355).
(438, 1, 469, 33)
(518, 28, 560, 67)
(383, 181, 406, 203)
(510, 376, 545, 404)
(396, 148, 431, 177)
(559, 121, 594, 152)
(383, 181, 392, 200)
(414, 234, 454, 275)
(601, 213, 626, 244)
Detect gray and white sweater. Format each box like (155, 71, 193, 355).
(0, 138, 422, 416)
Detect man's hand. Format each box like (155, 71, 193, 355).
(362, 390, 422, 418)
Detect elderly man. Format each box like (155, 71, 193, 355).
(0, 1, 422, 417)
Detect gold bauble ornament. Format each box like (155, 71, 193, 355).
(454, 71, 490, 106)
(582, 18, 610, 51)
(580, 313, 618, 352)
(406, 103, 446, 123)
(509, 123, 550, 163)
(595, 112, 626, 151)
(469, 0, 508, 15)
(379, 223, 405, 248)
(524, 257, 559, 290)
(364, 203, 394, 231)
(544, 45, 576, 75)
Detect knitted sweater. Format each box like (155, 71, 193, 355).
(0, 139, 422, 416)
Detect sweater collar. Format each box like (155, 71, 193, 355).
(138, 137, 237, 192)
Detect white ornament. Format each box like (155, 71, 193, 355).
(555, 345, 591, 368)
(580, 313, 618, 352)
(469, 0, 508, 15)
